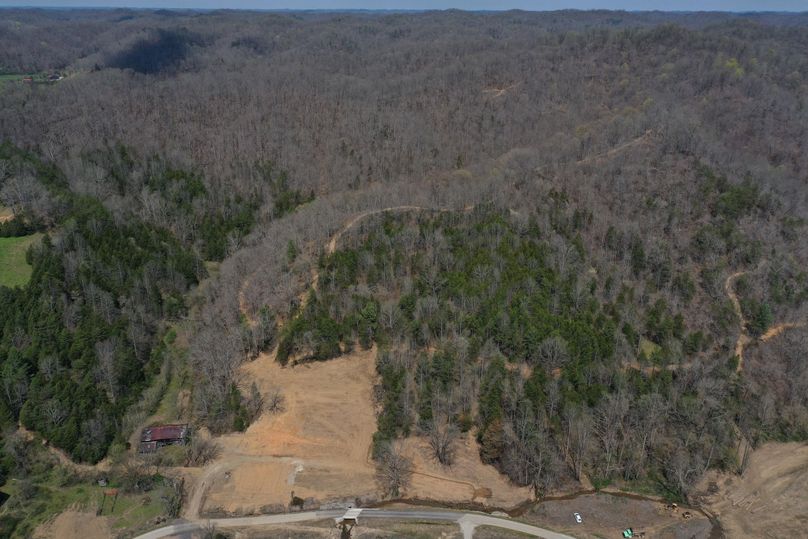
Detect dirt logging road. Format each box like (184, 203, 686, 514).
(305, 204, 473, 313)
(724, 270, 806, 373)
(725, 271, 752, 373)
(238, 204, 469, 326)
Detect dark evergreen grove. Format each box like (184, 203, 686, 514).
(0, 146, 198, 462)
(0, 144, 311, 462)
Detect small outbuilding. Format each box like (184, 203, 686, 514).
(335, 507, 362, 534)
(138, 424, 189, 453)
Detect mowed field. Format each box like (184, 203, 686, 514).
(0, 233, 42, 287)
(693, 442, 808, 538)
(193, 346, 531, 517)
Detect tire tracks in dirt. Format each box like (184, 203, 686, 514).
(183, 453, 301, 519)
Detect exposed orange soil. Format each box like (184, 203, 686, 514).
(192, 347, 380, 516)
(527, 492, 713, 539)
(760, 321, 806, 341)
(189, 344, 532, 517)
(399, 434, 533, 506)
(33, 510, 111, 539)
(694, 442, 808, 539)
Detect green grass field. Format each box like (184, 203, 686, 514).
(0, 234, 42, 287)
(0, 73, 37, 82)
(639, 337, 662, 360)
(0, 73, 44, 92)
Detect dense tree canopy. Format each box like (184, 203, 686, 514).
(0, 7, 806, 516)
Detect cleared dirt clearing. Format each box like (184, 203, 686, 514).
(191, 344, 532, 516)
(694, 442, 808, 538)
(399, 434, 533, 506)
(198, 347, 379, 515)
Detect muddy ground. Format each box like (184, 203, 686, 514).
(524, 493, 713, 539)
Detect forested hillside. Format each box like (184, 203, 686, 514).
(274, 177, 806, 497)
(0, 145, 200, 462)
(0, 7, 807, 536)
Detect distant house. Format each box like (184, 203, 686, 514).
(138, 424, 189, 453)
(47, 73, 63, 82)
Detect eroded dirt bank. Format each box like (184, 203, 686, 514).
(692, 442, 808, 539)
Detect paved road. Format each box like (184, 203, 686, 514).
(133, 508, 575, 539)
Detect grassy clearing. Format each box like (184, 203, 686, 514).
(0, 233, 42, 287)
(1, 480, 96, 532)
(152, 359, 186, 422)
(0, 73, 46, 82)
(0, 74, 37, 89)
(0, 74, 31, 82)
(108, 489, 168, 530)
(140, 329, 190, 425)
(616, 479, 669, 500)
(639, 337, 662, 359)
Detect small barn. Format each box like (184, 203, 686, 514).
(138, 424, 189, 453)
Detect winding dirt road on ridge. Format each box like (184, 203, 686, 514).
(239, 204, 472, 325)
(575, 130, 653, 166)
(238, 127, 656, 325)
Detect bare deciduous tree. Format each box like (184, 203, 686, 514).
(185, 435, 221, 467)
(95, 337, 119, 403)
(428, 414, 458, 466)
(375, 441, 412, 498)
